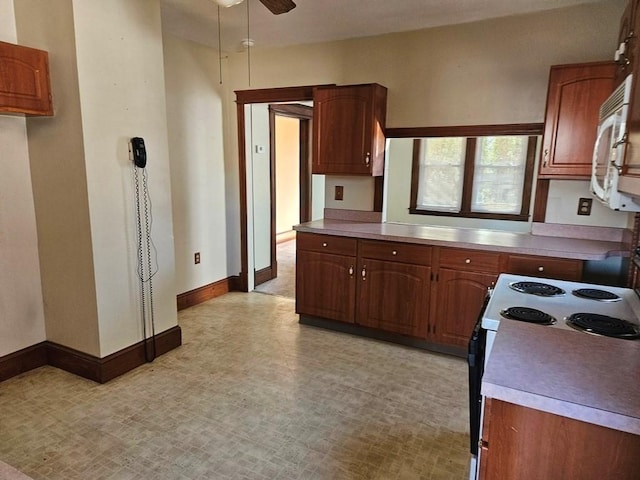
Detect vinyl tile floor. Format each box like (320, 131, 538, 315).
(0, 293, 471, 480)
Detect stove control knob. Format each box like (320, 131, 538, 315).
(538, 266, 544, 272)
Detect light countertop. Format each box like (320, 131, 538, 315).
(294, 219, 628, 260)
(481, 321, 640, 435)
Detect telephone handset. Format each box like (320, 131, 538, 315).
(130, 137, 147, 168)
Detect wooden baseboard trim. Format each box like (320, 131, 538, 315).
(254, 265, 275, 286)
(0, 342, 48, 382)
(177, 277, 243, 310)
(0, 327, 182, 384)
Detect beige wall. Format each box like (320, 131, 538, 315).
(163, 33, 230, 295)
(224, 0, 628, 235)
(275, 115, 300, 235)
(14, 0, 177, 357)
(0, 0, 47, 357)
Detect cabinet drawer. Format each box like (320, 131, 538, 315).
(439, 248, 501, 273)
(296, 232, 357, 256)
(506, 255, 583, 281)
(359, 239, 432, 266)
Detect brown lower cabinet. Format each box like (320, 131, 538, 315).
(356, 239, 432, 337)
(295, 232, 584, 351)
(480, 399, 640, 480)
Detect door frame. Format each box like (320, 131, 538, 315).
(235, 85, 333, 291)
(252, 103, 314, 287)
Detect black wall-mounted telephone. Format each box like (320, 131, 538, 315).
(130, 137, 147, 168)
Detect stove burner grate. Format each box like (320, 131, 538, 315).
(509, 281, 565, 297)
(566, 313, 640, 339)
(501, 306, 557, 325)
(572, 288, 621, 302)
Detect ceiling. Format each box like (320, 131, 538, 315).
(160, 0, 606, 52)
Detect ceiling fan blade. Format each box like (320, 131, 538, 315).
(258, 0, 296, 15)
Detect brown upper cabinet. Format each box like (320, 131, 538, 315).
(614, 0, 637, 87)
(312, 83, 387, 176)
(537, 62, 616, 179)
(0, 41, 53, 116)
(619, 0, 640, 195)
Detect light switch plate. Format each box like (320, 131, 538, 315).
(335, 185, 344, 201)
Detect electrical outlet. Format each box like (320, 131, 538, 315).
(577, 197, 593, 216)
(194, 252, 201, 264)
(335, 185, 344, 201)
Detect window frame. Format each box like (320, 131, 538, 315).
(406, 124, 542, 222)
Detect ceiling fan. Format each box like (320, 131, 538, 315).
(213, 0, 296, 15)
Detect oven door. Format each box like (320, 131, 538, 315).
(468, 293, 490, 456)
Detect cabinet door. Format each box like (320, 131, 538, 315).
(0, 41, 53, 116)
(480, 399, 640, 480)
(295, 250, 356, 323)
(538, 62, 616, 178)
(613, 0, 637, 87)
(356, 258, 431, 338)
(313, 84, 386, 176)
(432, 269, 496, 348)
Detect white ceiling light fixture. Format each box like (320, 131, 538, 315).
(212, 0, 244, 8)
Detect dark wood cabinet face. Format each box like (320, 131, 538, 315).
(480, 399, 640, 480)
(538, 62, 616, 178)
(312, 84, 386, 176)
(295, 250, 356, 323)
(432, 268, 496, 348)
(356, 258, 431, 338)
(0, 41, 53, 116)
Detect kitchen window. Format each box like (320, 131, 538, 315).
(409, 127, 538, 221)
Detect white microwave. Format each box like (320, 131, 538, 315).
(591, 74, 640, 211)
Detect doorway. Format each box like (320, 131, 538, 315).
(254, 103, 313, 289)
(235, 85, 327, 293)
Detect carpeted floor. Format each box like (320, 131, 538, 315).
(0, 293, 471, 480)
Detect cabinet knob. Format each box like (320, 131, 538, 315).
(538, 266, 544, 272)
(543, 149, 549, 168)
(361, 266, 367, 280)
(365, 152, 370, 166)
(322, 242, 328, 247)
(349, 266, 354, 276)
(465, 258, 471, 264)
(392, 250, 397, 256)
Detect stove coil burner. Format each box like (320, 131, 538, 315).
(566, 313, 640, 339)
(509, 281, 566, 297)
(571, 288, 621, 302)
(500, 306, 557, 325)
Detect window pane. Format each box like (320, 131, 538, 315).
(471, 136, 528, 214)
(417, 137, 466, 212)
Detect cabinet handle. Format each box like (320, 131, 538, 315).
(392, 250, 397, 256)
(365, 152, 370, 166)
(465, 258, 471, 264)
(322, 242, 328, 247)
(543, 149, 549, 168)
(361, 266, 367, 280)
(538, 266, 544, 272)
(349, 266, 354, 276)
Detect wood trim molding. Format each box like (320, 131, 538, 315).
(0, 327, 182, 384)
(0, 342, 47, 382)
(177, 277, 238, 310)
(533, 178, 550, 222)
(235, 86, 329, 291)
(255, 265, 275, 286)
(386, 123, 544, 138)
(235, 85, 333, 105)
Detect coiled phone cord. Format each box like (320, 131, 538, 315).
(134, 164, 158, 362)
